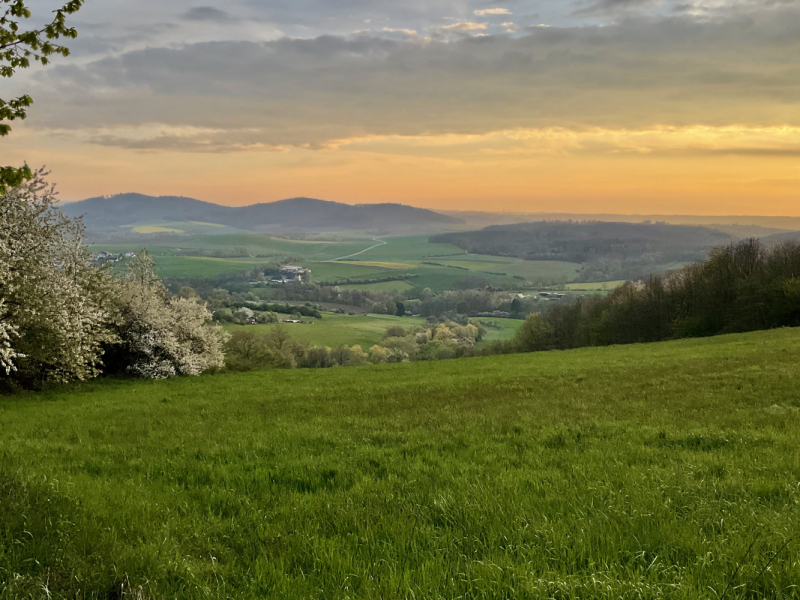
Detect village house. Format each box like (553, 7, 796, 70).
(271, 265, 311, 284)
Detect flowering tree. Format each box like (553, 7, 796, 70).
(0, 173, 115, 386)
(106, 251, 229, 379)
(0, 176, 230, 389)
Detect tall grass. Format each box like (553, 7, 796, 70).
(2, 328, 800, 598)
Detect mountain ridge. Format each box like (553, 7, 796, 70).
(60, 193, 463, 233)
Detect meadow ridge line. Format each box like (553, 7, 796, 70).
(328, 238, 387, 261)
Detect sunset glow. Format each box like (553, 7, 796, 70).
(6, 0, 800, 214)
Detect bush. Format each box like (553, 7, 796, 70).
(104, 252, 229, 379)
(513, 313, 555, 353)
(224, 331, 273, 371)
(383, 325, 406, 339)
(0, 175, 116, 388)
(303, 347, 335, 369)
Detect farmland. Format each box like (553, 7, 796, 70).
(2, 328, 800, 598)
(89, 234, 584, 290)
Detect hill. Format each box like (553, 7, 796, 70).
(60, 194, 463, 234)
(443, 210, 800, 235)
(432, 221, 734, 281)
(2, 328, 799, 598)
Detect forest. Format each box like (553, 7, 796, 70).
(432, 221, 734, 281)
(507, 238, 800, 353)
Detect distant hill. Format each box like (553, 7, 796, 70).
(761, 230, 800, 245)
(442, 210, 800, 235)
(60, 194, 463, 234)
(431, 221, 734, 281)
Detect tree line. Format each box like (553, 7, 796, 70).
(224, 321, 485, 371)
(505, 238, 800, 353)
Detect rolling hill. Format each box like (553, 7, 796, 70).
(60, 194, 463, 234)
(432, 220, 734, 281)
(2, 328, 799, 597)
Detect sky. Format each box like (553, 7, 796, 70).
(4, 0, 800, 214)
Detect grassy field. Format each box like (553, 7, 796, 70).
(566, 280, 628, 292)
(3, 328, 800, 598)
(338, 281, 416, 292)
(225, 313, 521, 349)
(472, 317, 524, 347)
(226, 313, 427, 349)
(148, 256, 273, 278)
(307, 262, 397, 283)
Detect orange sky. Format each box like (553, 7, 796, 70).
(5, 1, 800, 215)
(12, 125, 800, 215)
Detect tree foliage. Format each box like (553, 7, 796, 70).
(510, 239, 800, 353)
(1, 176, 230, 390)
(1, 0, 84, 193)
(0, 172, 115, 387)
(104, 251, 229, 379)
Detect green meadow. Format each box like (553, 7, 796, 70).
(3, 328, 800, 598)
(338, 280, 417, 292)
(566, 280, 628, 292)
(224, 313, 522, 350)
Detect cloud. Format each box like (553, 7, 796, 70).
(572, 0, 660, 17)
(27, 6, 800, 152)
(474, 8, 512, 15)
(439, 21, 488, 31)
(381, 27, 420, 36)
(181, 6, 235, 22)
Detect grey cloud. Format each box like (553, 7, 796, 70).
(181, 6, 235, 22)
(572, 0, 660, 17)
(29, 6, 800, 151)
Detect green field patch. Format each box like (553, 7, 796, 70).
(437, 260, 512, 272)
(336, 260, 417, 270)
(473, 318, 524, 347)
(152, 256, 268, 278)
(566, 280, 627, 291)
(127, 225, 183, 234)
(2, 329, 800, 597)
(339, 281, 416, 292)
(226, 312, 426, 349)
(309, 262, 394, 282)
(348, 235, 466, 262)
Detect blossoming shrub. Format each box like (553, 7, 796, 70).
(0, 175, 115, 388)
(105, 252, 229, 379)
(1, 176, 229, 389)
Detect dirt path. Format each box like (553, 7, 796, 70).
(328, 238, 387, 261)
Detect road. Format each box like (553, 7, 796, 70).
(328, 238, 387, 262)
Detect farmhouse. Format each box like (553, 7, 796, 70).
(279, 265, 311, 283)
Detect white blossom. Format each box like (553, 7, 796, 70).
(0, 173, 116, 385)
(109, 251, 229, 379)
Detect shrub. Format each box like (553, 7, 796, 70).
(104, 252, 229, 379)
(0, 175, 116, 388)
(513, 313, 555, 353)
(303, 347, 334, 369)
(368, 345, 389, 364)
(384, 325, 406, 339)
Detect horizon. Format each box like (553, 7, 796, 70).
(60, 191, 800, 221)
(5, 0, 800, 216)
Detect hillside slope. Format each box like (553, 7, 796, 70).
(2, 328, 799, 598)
(432, 220, 734, 280)
(60, 193, 463, 234)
